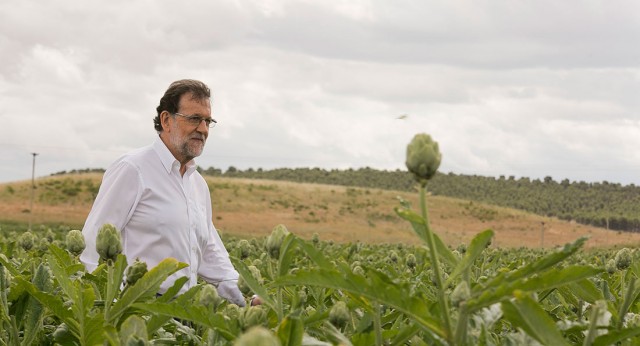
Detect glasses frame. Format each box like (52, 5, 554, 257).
(173, 112, 217, 128)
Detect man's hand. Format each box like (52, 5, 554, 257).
(217, 280, 246, 307)
(250, 295, 263, 306)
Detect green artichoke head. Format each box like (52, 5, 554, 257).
(265, 224, 290, 259)
(615, 248, 633, 271)
(18, 231, 35, 251)
(329, 301, 350, 329)
(125, 258, 148, 286)
(405, 133, 442, 185)
(96, 224, 123, 263)
(65, 230, 86, 256)
(233, 326, 280, 346)
(197, 283, 222, 308)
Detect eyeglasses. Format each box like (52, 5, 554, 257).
(173, 112, 217, 128)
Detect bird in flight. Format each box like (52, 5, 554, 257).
(397, 114, 408, 120)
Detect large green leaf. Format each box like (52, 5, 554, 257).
(567, 279, 604, 304)
(446, 229, 493, 286)
(21, 263, 52, 346)
(395, 207, 458, 268)
(145, 276, 192, 337)
(119, 315, 149, 345)
(593, 327, 640, 346)
(278, 233, 299, 278)
(231, 256, 276, 310)
(501, 292, 571, 346)
(295, 238, 333, 269)
(277, 268, 445, 340)
(277, 311, 304, 346)
(13, 277, 79, 337)
(133, 301, 235, 341)
(468, 265, 602, 312)
(106, 257, 187, 324)
(105, 254, 128, 313)
(481, 237, 587, 291)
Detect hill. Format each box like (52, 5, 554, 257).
(205, 167, 640, 232)
(2, 173, 640, 249)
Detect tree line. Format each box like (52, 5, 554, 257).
(201, 166, 640, 232)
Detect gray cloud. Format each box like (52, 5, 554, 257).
(1, 0, 639, 186)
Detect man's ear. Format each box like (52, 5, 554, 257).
(160, 111, 172, 131)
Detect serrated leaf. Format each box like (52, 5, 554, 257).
(593, 326, 640, 346)
(231, 256, 276, 309)
(146, 282, 198, 337)
(501, 293, 571, 346)
(21, 263, 52, 346)
(567, 279, 604, 304)
(105, 254, 128, 309)
(13, 276, 79, 335)
(277, 268, 445, 339)
(446, 229, 493, 286)
(107, 257, 187, 324)
(468, 265, 601, 312)
(278, 233, 299, 278)
(133, 301, 235, 341)
(395, 207, 458, 268)
(119, 315, 149, 344)
(277, 311, 304, 346)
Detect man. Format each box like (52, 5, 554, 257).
(80, 79, 245, 306)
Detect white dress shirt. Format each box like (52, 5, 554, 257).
(80, 138, 239, 293)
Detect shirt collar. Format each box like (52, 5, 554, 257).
(153, 137, 197, 175)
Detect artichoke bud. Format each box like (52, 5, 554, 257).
(605, 259, 617, 274)
(297, 288, 308, 305)
(96, 224, 123, 263)
(65, 230, 86, 256)
(233, 326, 280, 346)
(125, 258, 148, 286)
(198, 283, 222, 308)
(53, 323, 74, 344)
(405, 253, 417, 269)
(405, 133, 442, 185)
(223, 304, 241, 321)
(1, 265, 11, 289)
(265, 224, 290, 259)
(18, 231, 35, 251)
(329, 301, 350, 329)
(238, 239, 251, 259)
(238, 265, 262, 295)
(352, 265, 365, 276)
(615, 248, 632, 271)
(450, 281, 471, 307)
(240, 306, 267, 331)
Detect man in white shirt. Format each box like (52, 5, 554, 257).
(80, 79, 245, 306)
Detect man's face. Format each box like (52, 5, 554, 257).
(164, 92, 212, 164)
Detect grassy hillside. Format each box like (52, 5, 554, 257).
(2, 173, 640, 249)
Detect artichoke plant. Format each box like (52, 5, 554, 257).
(96, 224, 123, 263)
(405, 133, 442, 186)
(65, 229, 86, 257)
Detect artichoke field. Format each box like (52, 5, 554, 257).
(1, 133, 640, 345)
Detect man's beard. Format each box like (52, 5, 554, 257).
(169, 126, 206, 162)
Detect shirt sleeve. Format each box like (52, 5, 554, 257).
(80, 160, 143, 271)
(198, 222, 240, 283)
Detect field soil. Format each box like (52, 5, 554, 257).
(2, 174, 640, 249)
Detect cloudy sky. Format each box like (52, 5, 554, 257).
(1, 0, 639, 186)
